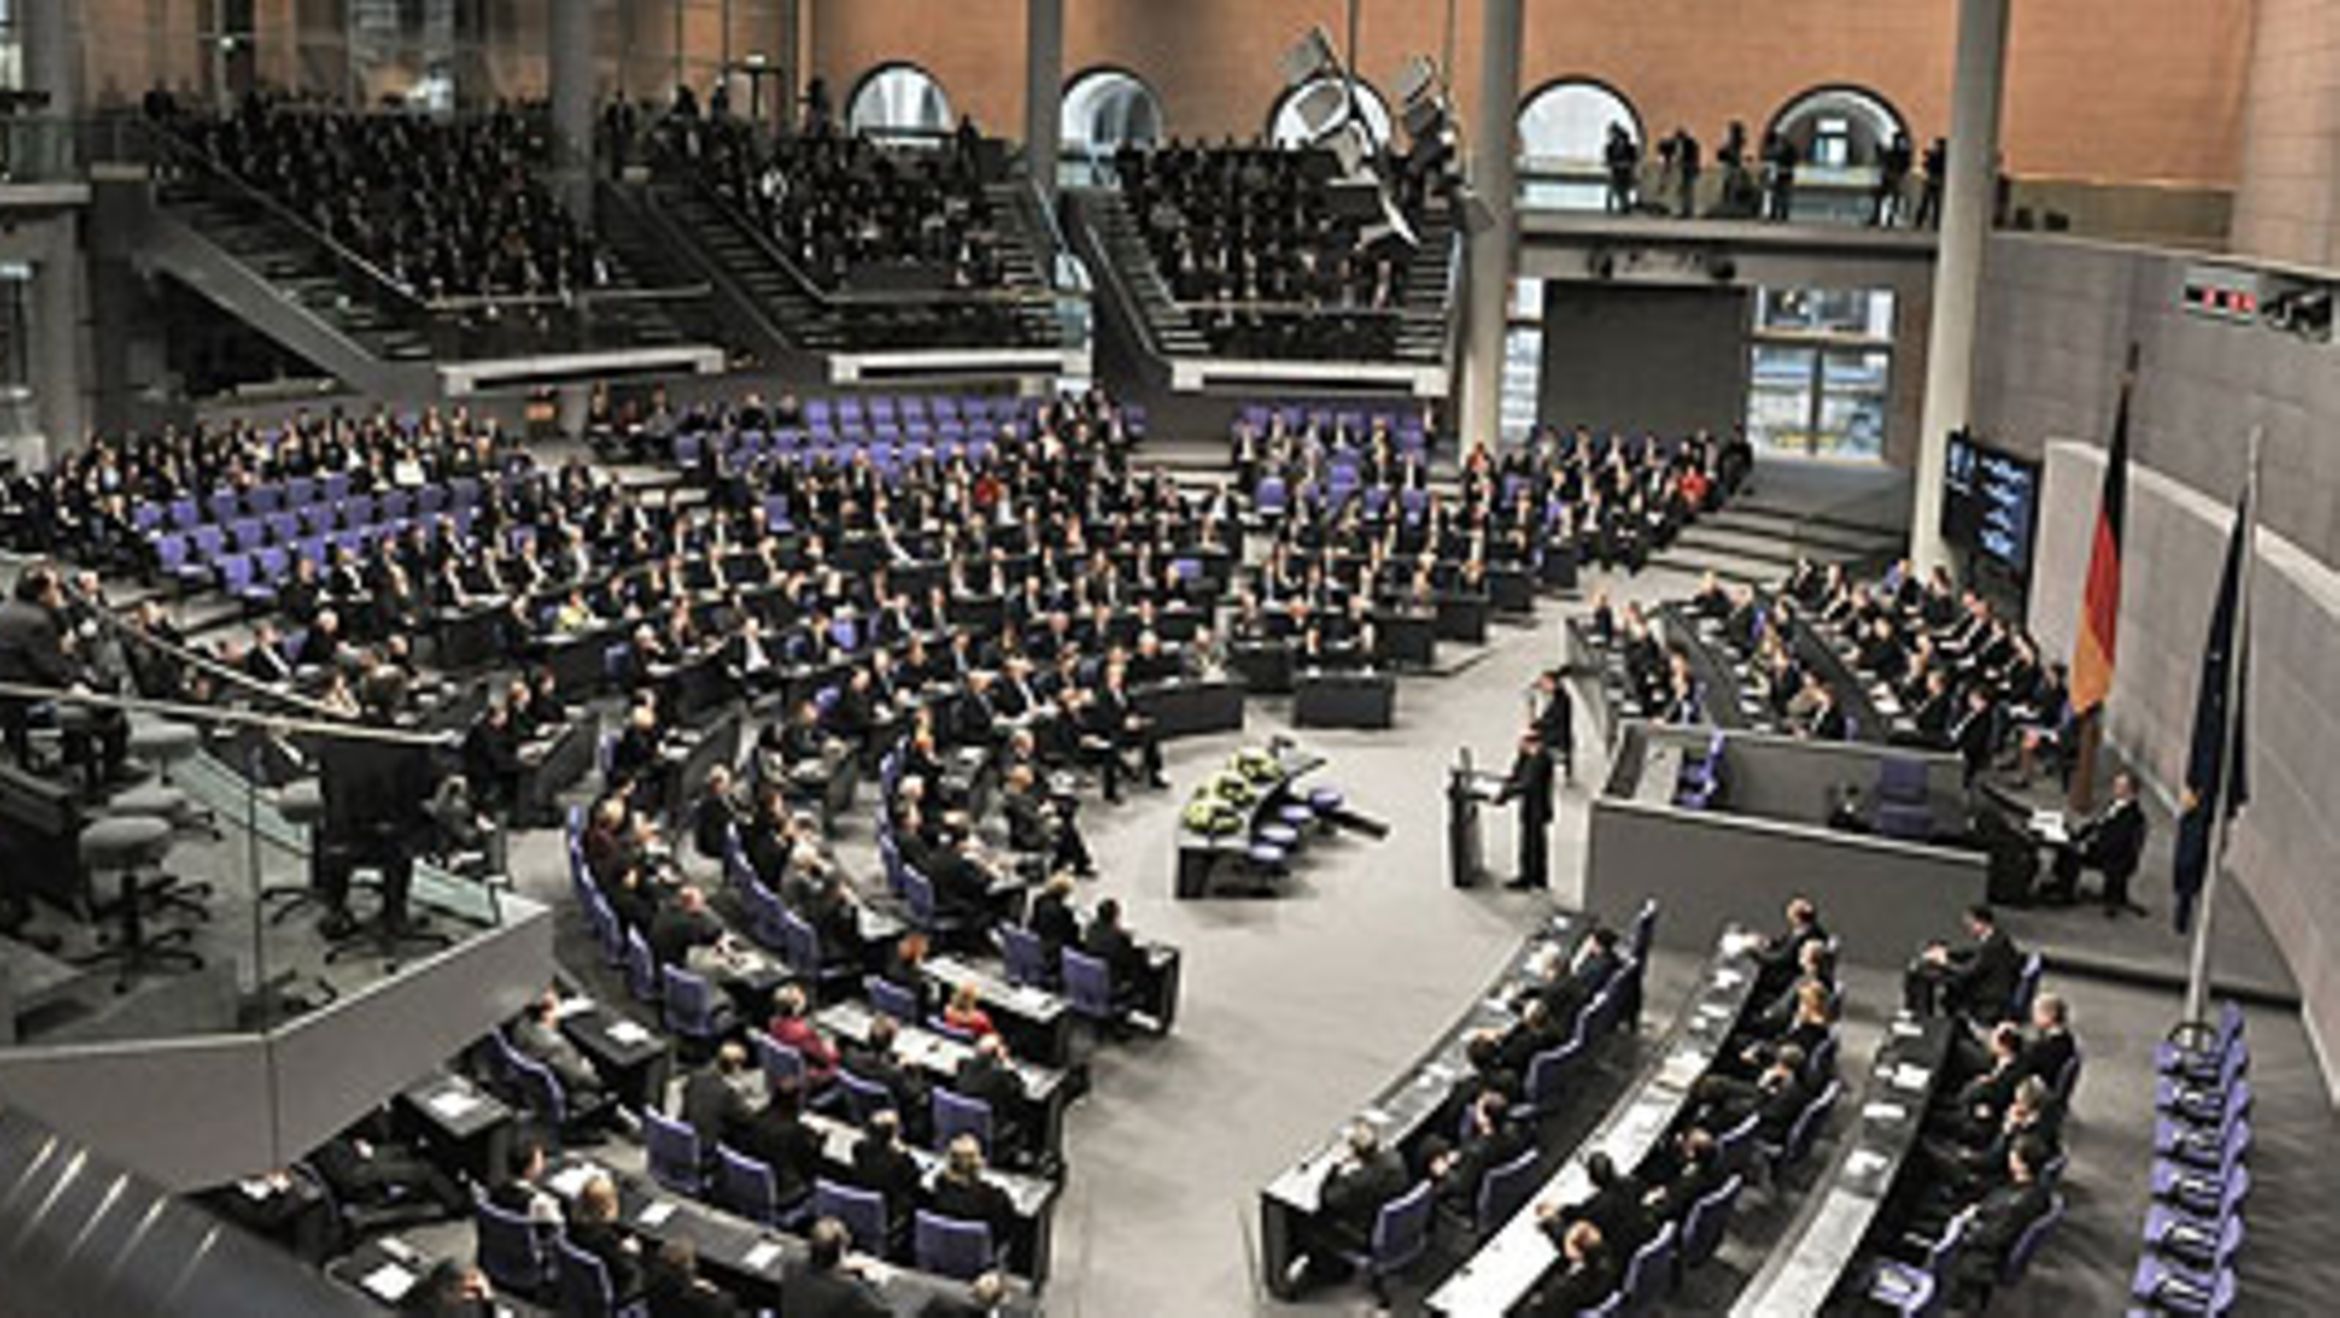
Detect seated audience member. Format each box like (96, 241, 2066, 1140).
(851, 1108, 925, 1238)
(1530, 1220, 1620, 1317)
(311, 1115, 468, 1218)
(1081, 897, 1152, 1005)
(842, 1015, 930, 1130)
(1903, 905, 2022, 1022)
(1947, 1135, 2056, 1306)
(952, 1033, 1025, 1150)
(647, 883, 729, 972)
(691, 763, 743, 864)
(1001, 763, 1095, 877)
(402, 1261, 498, 1317)
(568, 1174, 646, 1301)
(737, 1081, 825, 1201)
(1543, 1150, 1653, 1257)
(512, 989, 613, 1112)
(1299, 1122, 1410, 1276)
(1026, 871, 1081, 960)
(916, 1271, 1011, 1318)
(1744, 895, 1829, 999)
(1692, 1045, 1812, 1144)
(767, 983, 841, 1088)
(2047, 770, 2149, 916)
(487, 1138, 562, 1227)
(928, 1134, 1017, 1243)
(643, 1239, 741, 1318)
(942, 981, 1000, 1042)
(677, 1042, 757, 1155)
(1638, 1126, 1726, 1225)
(780, 1217, 889, 1318)
(1421, 1088, 1530, 1213)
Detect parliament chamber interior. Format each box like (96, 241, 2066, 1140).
(2, 2, 2338, 1315)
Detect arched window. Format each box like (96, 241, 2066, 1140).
(1766, 86, 1908, 173)
(847, 62, 954, 142)
(1266, 76, 1393, 151)
(1063, 67, 1164, 160)
(1516, 78, 1642, 171)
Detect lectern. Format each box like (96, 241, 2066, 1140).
(1447, 749, 1506, 888)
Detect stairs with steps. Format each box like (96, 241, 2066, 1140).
(1653, 502, 1904, 586)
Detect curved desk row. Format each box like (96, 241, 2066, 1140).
(1425, 930, 1761, 1316)
(1258, 912, 1593, 1299)
(1727, 1015, 1953, 1316)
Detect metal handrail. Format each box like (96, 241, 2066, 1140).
(142, 119, 430, 319)
(658, 139, 1055, 312)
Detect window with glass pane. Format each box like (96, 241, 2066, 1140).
(1816, 349, 1890, 458)
(0, 263, 34, 441)
(1747, 345, 1818, 452)
(1757, 287, 1894, 335)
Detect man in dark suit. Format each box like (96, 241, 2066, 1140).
(1530, 1219, 1621, 1318)
(737, 1083, 825, 1201)
(1948, 1136, 2055, 1305)
(1544, 1150, 1653, 1257)
(1906, 905, 2023, 1022)
(316, 670, 436, 944)
(928, 1134, 1017, 1243)
(1949, 686, 1996, 783)
(841, 1016, 930, 1129)
(850, 1109, 924, 1239)
(2050, 771, 2149, 915)
(568, 1174, 646, 1302)
(1532, 669, 1575, 781)
(1304, 1122, 1410, 1273)
(643, 1238, 742, 1318)
(779, 1217, 889, 1318)
(677, 1042, 756, 1156)
(1497, 729, 1556, 889)
(1749, 895, 1829, 999)
(952, 1033, 1026, 1155)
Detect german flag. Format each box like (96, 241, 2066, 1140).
(2070, 384, 2131, 715)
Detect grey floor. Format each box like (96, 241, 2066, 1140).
(26, 547, 2336, 1314)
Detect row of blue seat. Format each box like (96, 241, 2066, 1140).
(2130, 1001, 2251, 1316)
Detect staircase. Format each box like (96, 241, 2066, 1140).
(1653, 499, 1906, 586)
(1072, 187, 1210, 359)
(136, 178, 436, 399)
(1389, 203, 1458, 367)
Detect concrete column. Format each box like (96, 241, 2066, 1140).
(1911, 0, 2012, 572)
(1025, 0, 1066, 193)
(21, 0, 80, 114)
(1458, 0, 1525, 452)
(550, 0, 599, 224)
(776, 0, 802, 133)
(34, 221, 86, 467)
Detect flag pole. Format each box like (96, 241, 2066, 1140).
(2182, 425, 2260, 1025)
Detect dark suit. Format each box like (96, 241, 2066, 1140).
(1531, 1245, 1621, 1317)
(851, 1132, 924, 1233)
(677, 1069, 754, 1155)
(929, 1172, 1016, 1243)
(644, 1255, 742, 1318)
(778, 1263, 890, 1318)
(2053, 797, 2147, 909)
(1951, 1179, 2051, 1297)
(1499, 747, 1557, 887)
(567, 1218, 645, 1301)
(1315, 1148, 1408, 1254)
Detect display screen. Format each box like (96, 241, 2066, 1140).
(1940, 429, 2039, 579)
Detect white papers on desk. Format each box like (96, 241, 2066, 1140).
(1659, 1050, 1711, 1091)
(1360, 1106, 1393, 1126)
(361, 1262, 418, 1303)
(1862, 1101, 1908, 1122)
(2031, 810, 2070, 845)
(427, 1088, 482, 1121)
(547, 1163, 600, 1199)
(1696, 1000, 1735, 1023)
(552, 995, 595, 1020)
(1846, 1149, 1889, 1179)
(1893, 1064, 1933, 1092)
(1889, 1019, 1925, 1039)
(237, 1177, 276, 1201)
(607, 1019, 653, 1046)
(638, 1200, 677, 1227)
(743, 1241, 784, 1272)
(1422, 1061, 1459, 1085)
(1711, 967, 1745, 990)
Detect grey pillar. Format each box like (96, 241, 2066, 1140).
(550, 0, 598, 224)
(777, 0, 802, 133)
(1025, 0, 1065, 193)
(34, 221, 86, 467)
(1458, 0, 1524, 451)
(21, 0, 79, 115)
(1911, 0, 2011, 572)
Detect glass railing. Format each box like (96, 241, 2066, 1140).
(0, 638, 520, 1051)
